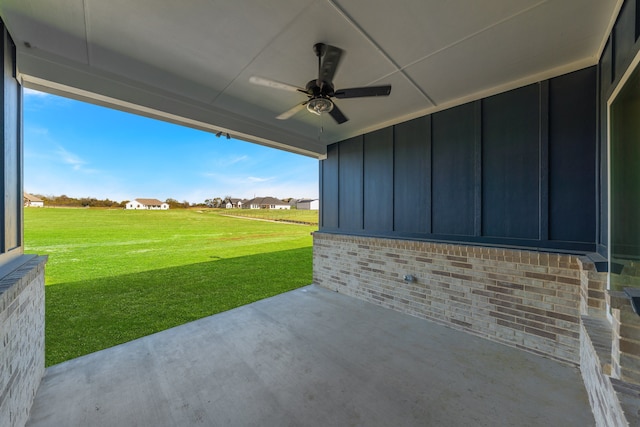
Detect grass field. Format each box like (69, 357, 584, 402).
(24, 208, 317, 366)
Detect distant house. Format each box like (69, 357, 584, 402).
(242, 196, 290, 210)
(224, 198, 243, 209)
(24, 193, 44, 207)
(126, 198, 169, 210)
(296, 199, 319, 210)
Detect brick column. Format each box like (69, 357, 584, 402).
(609, 292, 640, 385)
(0, 256, 47, 427)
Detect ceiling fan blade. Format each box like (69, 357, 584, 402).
(249, 76, 304, 93)
(276, 102, 306, 120)
(319, 45, 343, 84)
(328, 102, 348, 124)
(334, 85, 392, 99)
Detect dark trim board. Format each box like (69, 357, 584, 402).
(0, 22, 23, 266)
(320, 66, 598, 254)
(318, 229, 596, 254)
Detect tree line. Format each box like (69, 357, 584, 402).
(33, 194, 125, 208)
(31, 194, 297, 209)
(32, 195, 209, 209)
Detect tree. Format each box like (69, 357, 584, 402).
(204, 197, 223, 208)
(165, 198, 183, 209)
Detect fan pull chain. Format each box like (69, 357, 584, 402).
(318, 114, 325, 141)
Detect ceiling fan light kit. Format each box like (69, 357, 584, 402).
(307, 97, 333, 115)
(250, 43, 391, 124)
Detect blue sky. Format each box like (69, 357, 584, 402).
(24, 89, 319, 204)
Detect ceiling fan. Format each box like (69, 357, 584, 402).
(249, 43, 391, 124)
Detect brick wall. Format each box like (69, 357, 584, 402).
(314, 233, 585, 364)
(0, 256, 47, 427)
(581, 264, 607, 314)
(610, 292, 640, 386)
(580, 316, 629, 426)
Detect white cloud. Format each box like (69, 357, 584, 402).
(25, 125, 50, 136)
(23, 88, 50, 98)
(246, 176, 274, 183)
(228, 155, 248, 165)
(56, 146, 87, 171)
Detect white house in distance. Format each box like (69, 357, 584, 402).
(296, 199, 319, 210)
(126, 198, 169, 210)
(243, 197, 290, 210)
(23, 193, 44, 207)
(224, 198, 243, 209)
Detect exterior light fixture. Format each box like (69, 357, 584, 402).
(306, 97, 333, 116)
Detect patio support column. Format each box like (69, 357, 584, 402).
(0, 20, 48, 427)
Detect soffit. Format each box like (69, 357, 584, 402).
(0, 0, 621, 157)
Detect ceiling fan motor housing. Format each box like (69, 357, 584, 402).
(305, 79, 335, 97)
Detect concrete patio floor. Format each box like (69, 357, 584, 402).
(26, 285, 595, 426)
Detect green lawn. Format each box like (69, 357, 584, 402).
(24, 208, 317, 366)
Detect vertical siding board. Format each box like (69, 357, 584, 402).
(549, 67, 597, 243)
(614, 0, 636, 83)
(427, 115, 432, 235)
(602, 37, 614, 93)
(394, 117, 431, 233)
(364, 128, 393, 231)
(474, 100, 482, 237)
(539, 81, 550, 241)
(482, 84, 540, 239)
(432, 103, 475, 236)
(339, 136, 364, 231)
(322, 144, 340, 229)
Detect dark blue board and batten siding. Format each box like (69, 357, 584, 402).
(320, 66, 597, 254)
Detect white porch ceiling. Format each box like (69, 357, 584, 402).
(0, 0, 621, 158)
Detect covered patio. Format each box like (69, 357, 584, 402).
(26, 285, 593, 427)
(2, 1, 640, 426)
